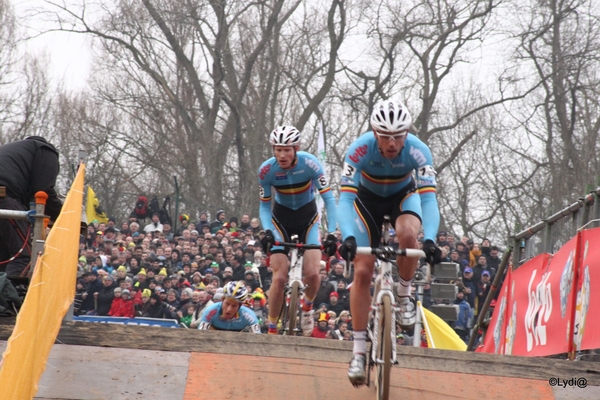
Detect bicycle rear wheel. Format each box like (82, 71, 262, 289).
(287, 280, 300, 335)
(375, 295, 392, 400)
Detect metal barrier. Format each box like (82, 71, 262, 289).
(0, 191, 49, 278)
(511, 185, 600, 268)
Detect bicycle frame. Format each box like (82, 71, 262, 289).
(270, 236, 323, 335)
(288, 241, 305, 293)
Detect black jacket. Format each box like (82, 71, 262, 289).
(0, 137, 62, 220)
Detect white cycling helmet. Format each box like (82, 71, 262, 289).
(269, 126, 301, 146)
(370, 99, 412, 133)
(223, 281, 249, 303)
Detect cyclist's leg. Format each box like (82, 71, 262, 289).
(393, 193, 422, 293)
(393, 193, 422, 329)
(266, 213, 291, 334)
(301, 216, 322, 302)
(266, 252, 289, 333)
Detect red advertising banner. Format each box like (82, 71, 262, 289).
(479, 227, 600, 356)
(478, 265, 512, 354)
(574, 228, 600, 351)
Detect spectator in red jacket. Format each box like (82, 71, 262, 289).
(109, 288, 135, 318)
(310, 313, 329, 339)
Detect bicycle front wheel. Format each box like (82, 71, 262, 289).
(375, 295, 392, 400)
(287, 280, 300, 335)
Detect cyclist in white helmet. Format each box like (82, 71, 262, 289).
(258, 125, 338, 336)
(337, 99, 442, 386)
(197, 281, 261, 333)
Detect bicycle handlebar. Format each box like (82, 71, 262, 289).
(271, 241, 324, 251)
(356, 246, 425, 259)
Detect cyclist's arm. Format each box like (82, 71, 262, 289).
(197, 303, 219, 331)
(413, 143, 440, 242)
(337, 142, 363, 240)
(240, 306, 262, 334)
(197, 321, 212, 330)
(258, 160, 277, 233)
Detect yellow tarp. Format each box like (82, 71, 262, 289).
(0, 164, 85, 399)
(86, 185, 108, 225)
(419, 301, 467, 351)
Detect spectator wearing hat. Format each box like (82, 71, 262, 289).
(244, 270, 259, 292)
(310, 313, 329, 339)
(327, 292, 346, 315)
(143, 212, 164, 234)
(436, 231, 448, 247)
(461, 267, 476, 309)
(142, 292, 169, 318)
(136, 289, 152, 316)
(176, 214, 191, 236)
(476, 270, 492, 316)
(227, 217, 240, 233)
(109, 288, 135, 318)
(210, 210, 226, 233)
(396, 333, 406, 346)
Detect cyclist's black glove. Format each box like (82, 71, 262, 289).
(323, 234, 338, 257)
(423, 239, 442, 266)
(261, 230, 275, 253)
(339, 236, 357, 262)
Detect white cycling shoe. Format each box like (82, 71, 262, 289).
(301, 308, 314, 336)
(397, 296, 416, 330)
(348, 354, 367, 386)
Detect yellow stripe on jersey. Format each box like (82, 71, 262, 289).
(318, 187, 331, 194)
(260, 196, 271, 202)
(275, 181, 311, 195)
(340, 185, 358, 194)
(361, 171, 411, 185)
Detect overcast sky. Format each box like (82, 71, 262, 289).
(13, 0, 92, 91)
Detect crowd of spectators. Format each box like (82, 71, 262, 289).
(73, 209, 502, 345)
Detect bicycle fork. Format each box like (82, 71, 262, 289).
(370, 292, 399, 366)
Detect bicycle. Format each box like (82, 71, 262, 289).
(267, 235, 323, 335)
(346, 219, 425, 400)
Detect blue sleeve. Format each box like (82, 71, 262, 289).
(239, 306, 262, 334)
(258, 160, 276, 233)
(413, 143, 440, 242)
(336, 139, 364, 240)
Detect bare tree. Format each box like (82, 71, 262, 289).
(37, 0, 347, 221)
(512, 0, 600, 217)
